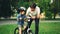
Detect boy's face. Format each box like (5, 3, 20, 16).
(20, 11, 25, 15)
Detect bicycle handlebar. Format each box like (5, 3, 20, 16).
(18, 16, 31, 22)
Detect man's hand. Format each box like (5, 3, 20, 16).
(31, 16, 36, 19)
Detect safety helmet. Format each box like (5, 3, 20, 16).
(18, 7, 26, 11)
(17, 7, 26, 13)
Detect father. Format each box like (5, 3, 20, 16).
(26, 3, 40, 34)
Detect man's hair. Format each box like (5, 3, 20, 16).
(30, 3, 37, 8)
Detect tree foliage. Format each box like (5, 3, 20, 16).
(0, 0, 18, 18)
(0, 0, 60, 19)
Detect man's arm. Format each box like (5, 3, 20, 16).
(37, 7, 40, 18)
(26, 7, 30, 16)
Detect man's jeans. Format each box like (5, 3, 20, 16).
(27, 18, 39, 34)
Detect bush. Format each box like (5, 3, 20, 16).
(45, 11, 52, 19)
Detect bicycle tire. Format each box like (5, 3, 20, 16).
(14, 27, 27, 34)
(14, 27, 33, 34)
(27, 30, 33, 34)
(14, 27, 19, 34)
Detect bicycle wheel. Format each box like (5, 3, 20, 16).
(27, 30, 33, 34)
(14, 27, 19, 34)
(14, 27, 27, 34)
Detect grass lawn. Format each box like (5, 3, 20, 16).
(0, 22, 60, 34)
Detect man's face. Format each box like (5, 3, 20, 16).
(31, 8, 35, 11)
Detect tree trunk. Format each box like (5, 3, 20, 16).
(54, 13, 56, 19)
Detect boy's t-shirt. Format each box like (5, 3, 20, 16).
(17, 14, 26, 25)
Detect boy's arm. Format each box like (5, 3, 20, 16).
(17, 15, 19, 21)
(17, 14, 21, 21)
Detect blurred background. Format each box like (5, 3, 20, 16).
(0, 0, 60, 19)
(0, 0, 60, 34)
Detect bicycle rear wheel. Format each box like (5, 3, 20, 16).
(14, 27, 19, 34)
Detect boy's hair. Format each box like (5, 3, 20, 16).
(30, 3, 37, 9)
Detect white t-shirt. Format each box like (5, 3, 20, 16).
(26, 6, 40, 16)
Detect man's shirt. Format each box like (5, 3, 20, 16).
(26, 6, 40, 16)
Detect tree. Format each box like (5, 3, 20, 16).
(51, 0, 60, 19)
(0, 0, 14, 18)
(2, 0, 11, 17)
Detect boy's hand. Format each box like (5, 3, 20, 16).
(24, 18, 28, 22)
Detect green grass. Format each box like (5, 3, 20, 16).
(0, 22, 60, 34)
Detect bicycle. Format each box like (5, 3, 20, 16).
(14, 16, 33, 34)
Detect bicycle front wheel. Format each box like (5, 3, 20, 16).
(27, 30, 33, 34)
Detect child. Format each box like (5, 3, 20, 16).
(17, 7, 26, 34)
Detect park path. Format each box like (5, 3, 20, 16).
(0, 20, 60, 25)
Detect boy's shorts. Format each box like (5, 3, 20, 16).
(18, 21, 27, 28)
(18, 21, 24, 27)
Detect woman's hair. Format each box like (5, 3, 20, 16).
(30, 3, 37, 8)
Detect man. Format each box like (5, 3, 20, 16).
(26, 3, 40, 34)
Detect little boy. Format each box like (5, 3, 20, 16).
(17, 7, 26, 34)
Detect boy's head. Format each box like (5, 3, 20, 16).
(17, 7, 26, 15)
